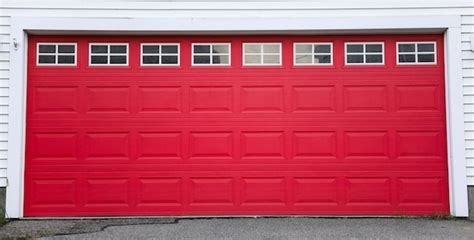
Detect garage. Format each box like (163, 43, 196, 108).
(24, 34, 449, 216)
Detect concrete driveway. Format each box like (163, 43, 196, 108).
(1, 217, 474, 240)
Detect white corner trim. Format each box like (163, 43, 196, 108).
(6, 14, 468, 218)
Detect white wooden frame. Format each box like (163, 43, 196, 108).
(396, 41, 437, 65)
(345, 42, 385, 65)
(7, 15, 468, 218)
(242, 43, 282, 66)
(89, 43, 129, 66)
(293, 42, 333, 66)
(140, 43, 180, 66)
(36, 42, 77, 66)
(191, 43, 231, 66)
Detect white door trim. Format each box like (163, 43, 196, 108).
(7, 15, 468, 218)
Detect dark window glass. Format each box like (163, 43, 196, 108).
(162, 45, 178, 54)
(366, 54, 383, 63)
(418, 43, 435, 52)
(110, 45, 127, 54)
(314, 55, 331, 64)
(212, 55, 229, 64)
(110, 56, 127, 64)
(347, 55, 363, 63)
(38, 55, 56, 64)
(161, 56, 178, 64)
(58, 55, 75, 64)
(399, 44, 415, 52)
(314, 45, 331, 53)
(39, 45, 56, 53)
(91, 45, 108, 53)
(91, 55, 108, 64)
(418, 54, 435, 63)
(212, 45, 229, 54)
(143, 45, 159, 54)
(58, 45, 75, 53)
(143, 56, 160, 64)
(194, 45, 210, 54)
(399, 54, 416, 63)
(366, 44, 383, 53)
(194, 55, 211, 64)
(347, 44, 363, 53)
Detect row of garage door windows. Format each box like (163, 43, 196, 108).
(36, 41, 437, 67)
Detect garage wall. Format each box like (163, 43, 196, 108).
(0, 0, 473, 187)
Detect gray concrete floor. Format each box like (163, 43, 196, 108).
(1, 217, 474, 240)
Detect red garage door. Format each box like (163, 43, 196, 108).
(24, 35, 449, 216)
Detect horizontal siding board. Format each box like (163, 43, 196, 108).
(461, 24, 474, 33)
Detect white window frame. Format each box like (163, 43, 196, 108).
(89, 43, 129, 66)
(140, 43, 180, 66)
(36, 42, 77, 66)
(293, 42, 333, 66)
(243, 43, 282, 66)
(191, 43, 231, 66)
(396, 41, 437, 65)
(345, 42, 385, 65)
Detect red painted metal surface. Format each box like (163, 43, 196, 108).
(24, 35, 449, 216)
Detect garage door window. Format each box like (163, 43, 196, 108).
(37, 43, 76, 66)
(90, 43, 128, 66)
(397, 42, 436, 64)
(294, 43, 332, 65)
(141, 43, 180, 66)
(243, 43, 282, 66)
(345, 42, 384, 65)
(192, 43, 230, 66)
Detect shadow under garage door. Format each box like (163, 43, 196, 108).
(24, 34, 449, 216)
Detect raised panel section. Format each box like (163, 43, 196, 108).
(30, 132, 77, 161)
(138, 86, 181, 113)
(137, 132, 181, 160)
(241, 178, 286, 205)
(190, 178, 234, 205)
(396, 131, 441, 157)
(190, 86, 233, 113)
(85, 178, 129, 206)
(343, 86, 387, 112)
(137, 178, 182, 206)
(398, 178, 444, 204)
(344, 131, 389, 158)
(241, 86, 284, 113)
(346, 178, 391, 204)
(84, 132, 129, 160)
(241, 131, 285, 159)
(293, 178, 338, 205)
(86, 87, 130, 113)
(33, 87, 78, 113)
(291, 86, 336, 112)
(293, 131, 336, 159)
(190, 132, 233, 159)
(30, 178, 77, 207)
(395, 85, 439, 112)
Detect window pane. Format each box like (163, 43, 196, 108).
(38, 55, 56, 64)
(314, 55, 331, 64)
(143, 45, 159, 54)
(110, 55, 127, 64)
(366, 54, 383, 63)
(366, 44, 382, 53)
(347, 44, 363, 53)
(263, 44, 280, 54)
(194, 45, 210, 54)
(244, 45, 261, 54)
(91, 45, 108, 54)
(39, 45, 56, 53)
(295, 54, 312, 64)
(194, 55, 211, 64)
(418, 54, 435, 63)
(212, 45, 229, 54)
(162, 45, 178, 54)
(244, 55, 261, 64)
(110, 45, 127, 54)
(418, 43, 435, 52)
(162, 56, 178, 64)
(398, 54, 416, 63)
(314, 45, 331, 53)
(58, 55, 75, 64)
(212, 55, 229, 64)
(263, 55, 280, 64)
(398, 44, 415, 52)
(347, 54, 363, 63)
(295, 44, 312, 54)
(143, 56, 160, 64)
(91, 55, 108, 64)
(58, 45, 75, 53)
